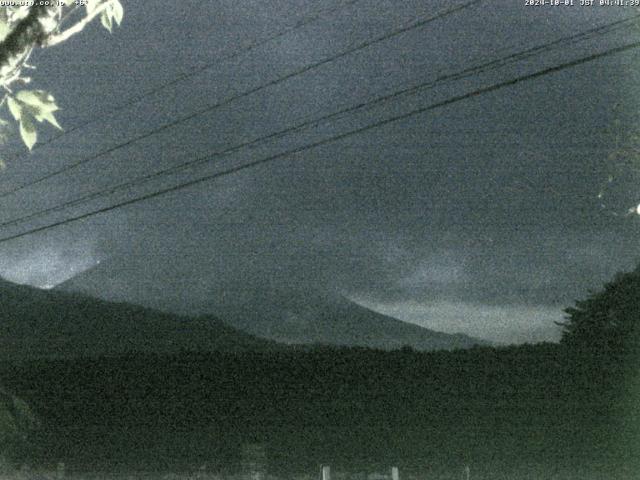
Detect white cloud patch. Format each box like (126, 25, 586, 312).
(352, 298, 564, 345)
(0, 241, 101, 289)
(396, 251, 467, 288)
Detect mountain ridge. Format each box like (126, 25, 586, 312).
(209, 290, 490, 351)
(0, 276, 278, 360)
(52, 263, 490, 351)
(50, 273, 490, 353)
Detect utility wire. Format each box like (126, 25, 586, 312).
(0, 38, 638, 245)
(456, 13, 640, 78)
(0, 0, 481, 199)
(53, 4, 638, 152)
(0, 15, 637, 230)
(0, 0, 362, 160)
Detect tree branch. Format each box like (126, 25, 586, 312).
(0, 2, 59, 88)
(45, 1, 114, 47)
(0, 3, 56, 70)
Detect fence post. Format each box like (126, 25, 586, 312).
(241, 443, 266, 480)
(56, 462, 65, 480)
(391, 467, 399, 480)
(321, 465, 331, 480)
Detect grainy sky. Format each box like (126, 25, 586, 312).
(1, 0, 640, 344)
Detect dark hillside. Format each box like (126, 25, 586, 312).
(1, 344, 635, 478)
(0, 277, 277, 360)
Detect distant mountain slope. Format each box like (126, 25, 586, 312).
(55, 267, 488, 351)
(216, 291, 489, 351)
(0, 277, 277, 360)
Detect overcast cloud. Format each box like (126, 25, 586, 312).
(1, 0, 640, 343)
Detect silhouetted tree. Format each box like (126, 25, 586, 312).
(559, 264, 640, 356)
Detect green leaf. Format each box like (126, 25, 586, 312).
(86, 0, 101, 15)
(6, 97, 22, 122)
(0, 20, 10, 42)
(7, 91, 63, 149)
(112, 0, 124, 25)
(100, 10, 113, 33)
(34, 109, 62, 130)
(19, 116, 36, 151)
(15, 90, 58, 113)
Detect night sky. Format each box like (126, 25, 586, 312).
(1, 0, 640, 344)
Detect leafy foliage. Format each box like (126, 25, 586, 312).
(90, 0, 124, 33)
(559, 264, 640, 356)
(7, 90, 61, 150)
(0, 1, 123, 152)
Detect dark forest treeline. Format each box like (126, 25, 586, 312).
(3, 266, 640, 477)
(1, 342, 638, 478)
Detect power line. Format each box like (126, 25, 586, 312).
(0, 15, 636, 230)
(453, 13, 640, 78)
(0, 0, 481, 199)
(0, 38, 638, 245)
(15, 0, 627, 178)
